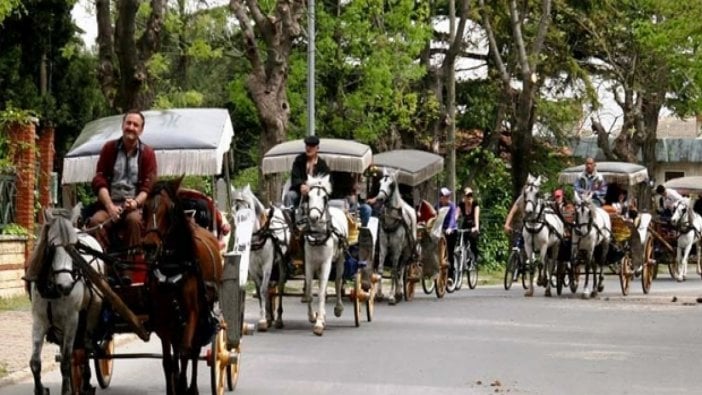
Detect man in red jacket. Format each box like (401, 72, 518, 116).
(87, 110, 157, 284)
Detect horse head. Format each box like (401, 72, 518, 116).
(377, 170, 399, 205)
(42, 205, 82, 295)
(232, 184, 266, 231)
(142, 176, 193, 262)
(671, 198, 691, 228)
(573, 191, 597, 234)
(522, 174, 543, 219)
(306, 174, 332, 225)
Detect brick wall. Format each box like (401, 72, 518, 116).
(8, 122, 36, 261)
(38, 126, 55, 221)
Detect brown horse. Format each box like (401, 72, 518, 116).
(142, 177, 222, 395)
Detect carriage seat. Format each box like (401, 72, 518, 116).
(603, 204, 632, 243)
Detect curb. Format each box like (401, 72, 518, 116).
(0, 334, 139, 389)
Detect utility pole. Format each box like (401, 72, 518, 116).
(447, 0, 457, 199)
(307, 0, 315, 137)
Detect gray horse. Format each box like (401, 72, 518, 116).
(30, 205, 105, 395)
(375, 171, 417, 305)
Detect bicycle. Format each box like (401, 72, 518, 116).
(448, 228, 478, 292)
(504, 231, 528, 290)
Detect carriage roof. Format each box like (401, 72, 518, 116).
(371, 149, 444, 187)
(261, 138, 373, 175)
(663, 176, 702, 195)
(62, 108, 235, 184)
(557, 161, 649, 186)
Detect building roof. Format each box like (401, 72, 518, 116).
(570, 136, 702, 163)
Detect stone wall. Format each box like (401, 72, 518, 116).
(0, 236, 28, 298)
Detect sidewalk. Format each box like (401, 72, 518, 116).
(0, 310, 56, 387)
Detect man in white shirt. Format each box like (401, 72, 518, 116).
(655, 184, 683, 218)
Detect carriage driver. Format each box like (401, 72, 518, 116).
(284, 135, 330, 215)
(655, 184, 683, 220)
(574, 157, 607, 206)
(87, 110, 157, 285)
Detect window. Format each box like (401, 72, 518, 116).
(665, 171, 684, 181)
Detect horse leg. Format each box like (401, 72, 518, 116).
(253, 277, 268, 332)
(542, 248, 552, 297)
(305, 254, 316, 324)
(388, 255, 399, 305)
(186, 347, 200, 395)
(30, 317, 49, 395)
(582, 254, 592, 299)
(333, 252, 344, 318)
(376, 232, 387, 300)
(523, 243, 535, 297)
(274, 270, 285, 329)
(59, 325, 78, 395)
(681, 242, 693, 281)
(314, 258, 333, 336)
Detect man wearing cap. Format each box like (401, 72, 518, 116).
(459, 187, 481, 264)
(436, 187, 459, 281)
(284, 135, 331, 210)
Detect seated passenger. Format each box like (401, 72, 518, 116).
(178, 188, 231, 249)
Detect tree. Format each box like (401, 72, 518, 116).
(0, 0, 22, 24)
(478, 0, 553, 198)
(96, 0, 166, 111)
(566, 0, 702, 176)
(228, 0, 304, 201)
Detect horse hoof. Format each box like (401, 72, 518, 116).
(275, 319, 284, 329)
(388, 296, 397, 305)
(257, 319, 268, 332)
(524, 290, 534, 297)
(581, 292, 590, 300)
(545, 289, 552, 297)
(313, 324, 324, 336)
(334, 305, 344, 317)
(376, 292, 385, 301)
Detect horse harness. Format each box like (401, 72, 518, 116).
(573, 201, 611, 241)
(303, 185, 348, 248)
(672, 203, 702, 240)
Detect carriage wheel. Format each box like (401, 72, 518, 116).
(435, 237, 448, 299)
(94, 338, 114, 389)
(642, 235, 655, 294)
(210, 327, 238, 394)
(619, 253, 632, 296)
(353, 271, 362, 327)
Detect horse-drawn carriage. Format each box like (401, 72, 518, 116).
(650, 176, 702, 286)
(259, 137, 379, 333)
(370, 149, 455, 300)
(41, 108, 245, 394)
(558, 161, 651, 296)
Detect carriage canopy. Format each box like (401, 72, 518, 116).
(557, 161, 649, 186)
(371, 149, 444, 187)
(261, 138, 373, 175)
(62, 108, 235, 184)
(663, 176, 702, 195)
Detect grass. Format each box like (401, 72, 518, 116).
(0, 294, 31, 312)
(0, 362, 6, 379)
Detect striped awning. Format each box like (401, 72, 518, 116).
(558, 162, 649, 186)
(62, 108, 234, 184)
(372, 150, 444, 186)
(261, 138, 373, 175)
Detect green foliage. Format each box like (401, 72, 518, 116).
(0, 223, 30, 236)
(0, 0, 23, 24)
(0, 105, 38, 127)
(458, 148, 512, 270)
(232, 167, 259, 189)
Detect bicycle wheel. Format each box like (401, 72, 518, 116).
(466, 250, 478, 289)
(504, 251, 520, 290)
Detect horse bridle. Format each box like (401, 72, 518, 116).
(144, 193, 178, 254)
(573, 200, 597, 237)
(305, 184, 330, 223)
(377, 176, 395, 201)
(672, 201, 698, 235)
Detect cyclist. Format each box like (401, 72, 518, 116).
(458, 187, 480, 263)
(436, 187, 458, 282)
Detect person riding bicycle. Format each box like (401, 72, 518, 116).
(436, 187, 458, 281)
(458, 187, 480, 264)
(574, 157, 607, 206)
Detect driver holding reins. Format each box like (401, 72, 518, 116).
(284, 135, 330, 218)
(574, 157, 607, 206)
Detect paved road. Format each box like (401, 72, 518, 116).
(2, 273, 702, 395)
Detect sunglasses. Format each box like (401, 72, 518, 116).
(465, 193, 473, 198)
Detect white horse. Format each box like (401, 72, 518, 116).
(303, 174, 348, 336)
(376, 171, 417, 305)
(572, 191, 611, 299)
(521, 174, 565, 297)
(29, 205, 105, 395)
(670, 198, 702, 282)
(232, 184, 290, 331)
